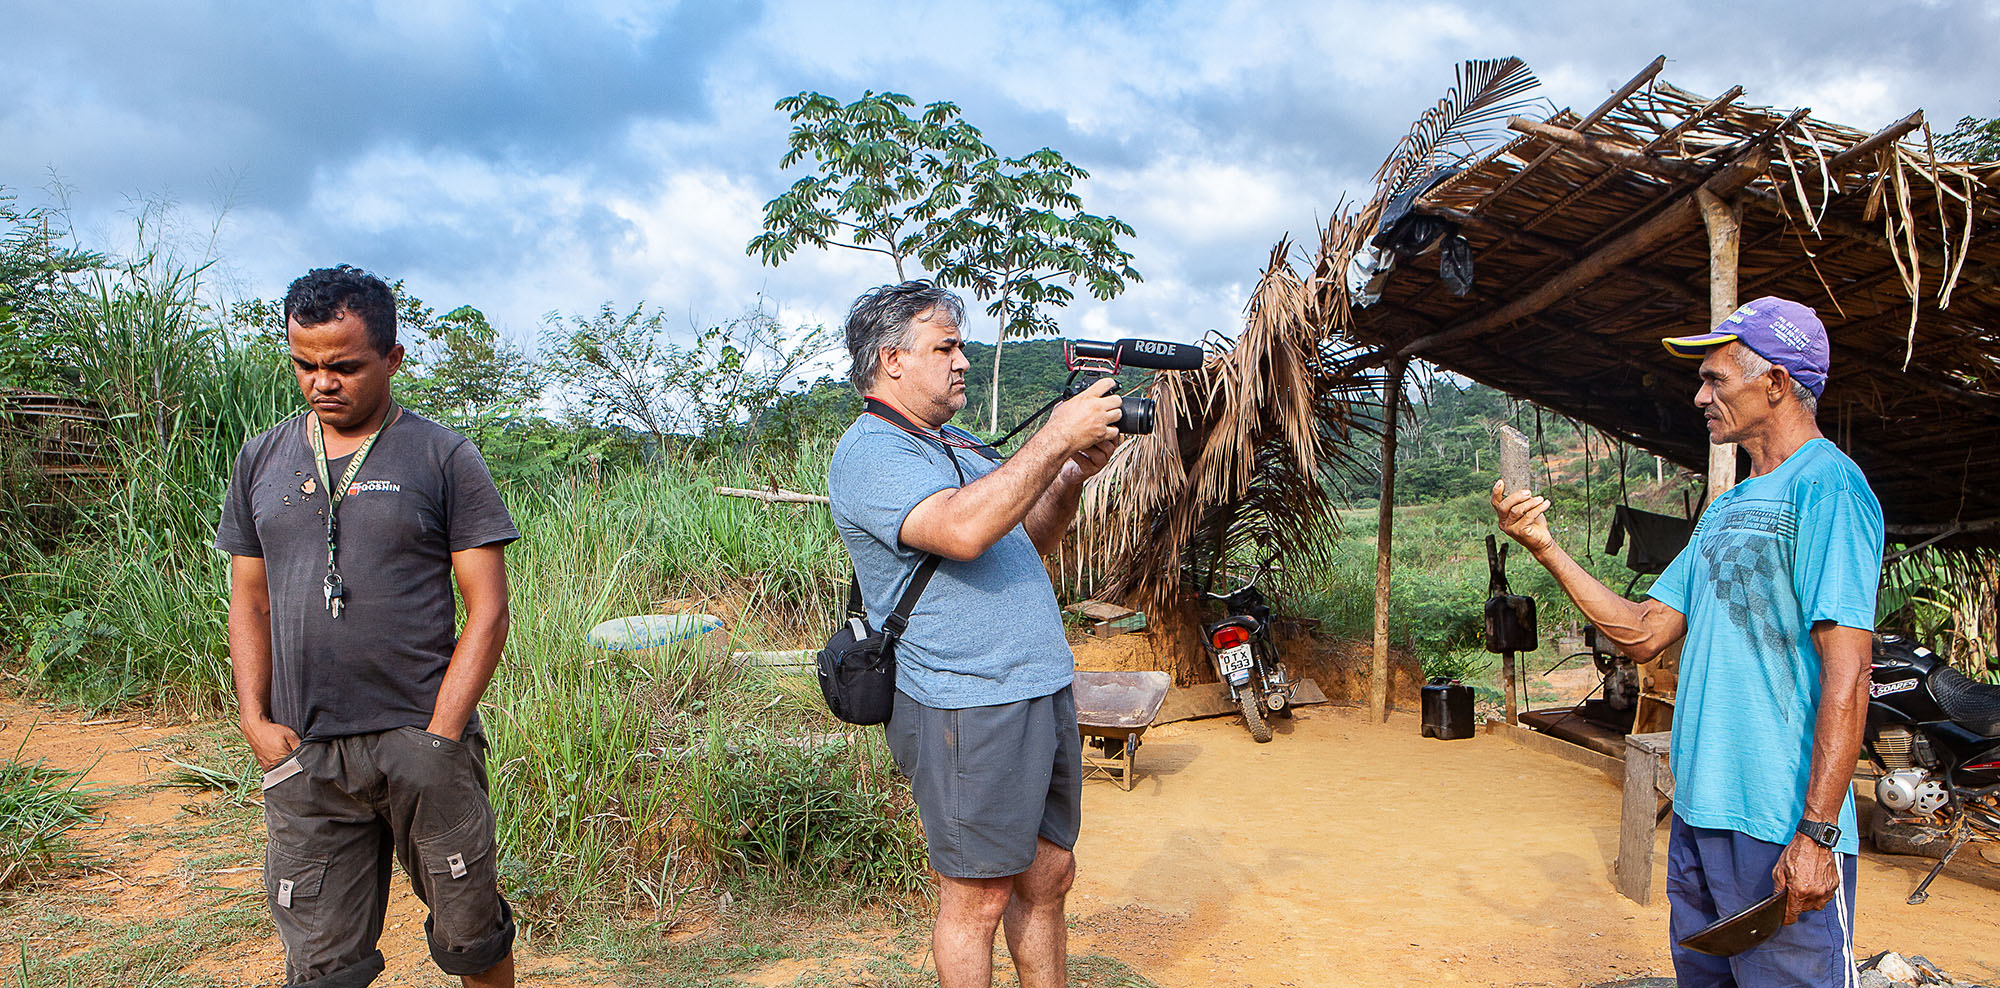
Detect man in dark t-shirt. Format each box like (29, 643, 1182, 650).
(216, 265, 520, 988)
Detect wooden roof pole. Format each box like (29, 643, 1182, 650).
(1474, 55, 1666, 210)
(1827, 110, 1924, 171)
(1508, 117, 1711, 183)
(1697, 186, 1742, 507)
(1396, 149, 1774, 358)
(1371, 356, 1406, 724)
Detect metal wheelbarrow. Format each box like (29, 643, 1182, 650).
(1073, 670, 1171, 791)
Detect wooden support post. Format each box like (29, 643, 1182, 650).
(1617, 731, 1674, 904)
(1371, 357, 1406, 723)
(1503, 650, 1518, 726)
(1697, 186, 1742, 508)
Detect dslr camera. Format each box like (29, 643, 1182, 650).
(1058, 338, 1205, 436)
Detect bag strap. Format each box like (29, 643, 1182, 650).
(881, 553, 941, 641)
(863, 397, 1002, 465)
(845, 570, 866, 619)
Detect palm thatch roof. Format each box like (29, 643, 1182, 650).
(1338, 56, 2000, 548)
(1079, 57, 1999, 678)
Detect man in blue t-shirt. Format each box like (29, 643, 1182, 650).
(828, 281, 1124, 988)
(1494, 297, 1880, 988)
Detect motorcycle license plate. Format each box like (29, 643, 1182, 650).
(1216, 644, 1255, 677)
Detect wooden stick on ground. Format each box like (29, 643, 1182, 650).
(713, 486, 830, 505)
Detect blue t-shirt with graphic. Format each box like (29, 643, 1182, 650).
(828, 414, 1073, 709)
(1648, 438, 1882, 854)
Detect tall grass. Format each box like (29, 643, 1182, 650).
(488, 463, 922, 920)
(1272, 486, 1662, 697)
(2, 255, 928, 925)
(0, 738, 99, 891)
(3, 262, 295, 712)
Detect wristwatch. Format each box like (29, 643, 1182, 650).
(1796, 818, 1840, 849)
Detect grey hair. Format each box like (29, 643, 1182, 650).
(1732, 345, 1819, 415)
(843, 280, 965, 392)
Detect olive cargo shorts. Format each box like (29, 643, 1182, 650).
(260, 727, 515, 987)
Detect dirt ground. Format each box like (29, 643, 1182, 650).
(5, 681, 1998, 987)
(1065, 705, 2000, 987)
(0, 701, 611, 988)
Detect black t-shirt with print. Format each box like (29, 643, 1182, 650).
(215, 410, 519, 740)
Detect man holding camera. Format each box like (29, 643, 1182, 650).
(218, 265, 520, 988)
(828, 281, 1122, 988)
(1493, 297, 1879, 987)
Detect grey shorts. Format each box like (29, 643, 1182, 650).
(260, 726, 515, 987)
(885, 686, 1082, 879)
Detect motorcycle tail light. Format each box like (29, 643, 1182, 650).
(1210, 626, 1250, 649)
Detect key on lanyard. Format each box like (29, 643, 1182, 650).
(324, 572, 345, 619)
(311, 403, 396, 620)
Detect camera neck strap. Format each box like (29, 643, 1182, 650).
(845, 397, 988, 642)
(862, 397, 1001, 469)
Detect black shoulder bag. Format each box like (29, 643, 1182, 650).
(817, 400, 998, 726)
(816, 559, 939, 725)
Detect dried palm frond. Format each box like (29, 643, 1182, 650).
(1373, 56, 1542, 199)
(1070, 226, 1386, 680)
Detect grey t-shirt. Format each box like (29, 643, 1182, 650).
(828, 414, 1072, 709)
(215, 410, 519, 740)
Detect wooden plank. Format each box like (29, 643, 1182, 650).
(713, 486, 829, 505)
(1371, 357, 1404, 723)
(735, 649, 813, 669)
(1084, 612, 1148, 639)
(1697, 185, 1743, 509)
(1067, 600, 1136, 622)
(1492, 721, 1623, 784)
(1154, 678, 1330, 725)
(1827, 110, 1923, 171)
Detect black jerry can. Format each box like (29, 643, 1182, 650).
(1422, 678, 1476, 740)
(1483, 594, 1538, 654)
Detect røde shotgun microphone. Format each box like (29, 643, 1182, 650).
(1054, 338, 1205, 437)
(1070, 338, 1206, 371)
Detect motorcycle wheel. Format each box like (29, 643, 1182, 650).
(1239, 687, 1273, 743)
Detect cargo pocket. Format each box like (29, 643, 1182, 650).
(415, 807, 502, 951)
(266, 842, 327, 913)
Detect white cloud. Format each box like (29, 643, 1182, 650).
(9, 0, 1993, 370)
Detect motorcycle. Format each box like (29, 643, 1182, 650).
(1199, 559, 1295, 743)
(1864, 633, 2000, 904)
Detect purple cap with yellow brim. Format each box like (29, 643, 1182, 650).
(1661, 296, 1829, 397)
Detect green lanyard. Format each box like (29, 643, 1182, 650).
(309, 403, 397, 619)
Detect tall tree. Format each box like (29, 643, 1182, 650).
(401, 305, 540, 419)
(924, 149, 1140, 431)
(749, 92, 1139, 431)
(747, 92, 992, 281)
(1940, 113, 1999, 162)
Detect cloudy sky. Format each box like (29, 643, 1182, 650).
(6, 0, 1995, 355)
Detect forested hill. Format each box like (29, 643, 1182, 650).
(833, 340, 1684, 512)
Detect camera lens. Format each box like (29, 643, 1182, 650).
(1118, 396, 1154, 435)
